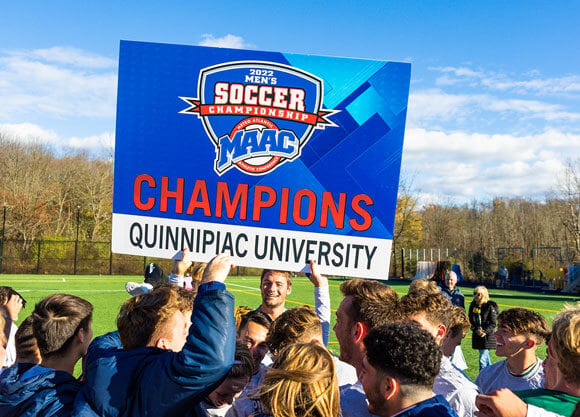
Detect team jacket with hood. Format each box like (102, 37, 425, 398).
(73, 281, 236, 417)
(0, 362, 81, 417)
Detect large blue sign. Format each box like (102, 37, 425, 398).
(112, 40, 411, 279)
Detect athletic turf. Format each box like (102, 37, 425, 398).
(2, 274, 579, 380)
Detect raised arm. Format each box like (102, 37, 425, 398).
(307, 259, 330, 346)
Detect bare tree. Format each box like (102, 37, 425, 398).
(555, 158, 580, 250)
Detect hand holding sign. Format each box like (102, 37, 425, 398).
(202, 253, 234, 284)
(307, 259, 328, 288)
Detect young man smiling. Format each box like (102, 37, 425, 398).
(475, 308, 550, 394)
(257, 270, 293, 323)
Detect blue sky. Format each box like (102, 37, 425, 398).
(1, 1, 579, 204)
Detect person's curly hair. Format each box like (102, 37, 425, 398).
(364, 323, 441, 390)
(260, 341, 339, 417)
(550, 303, 580, 385)
(266, 306, 322, 357)
(498, 308, 550, 343)
(340, 279, 399, 328)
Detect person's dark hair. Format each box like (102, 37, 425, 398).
(15, 315, 40, 364)
(238, 310, 272, 333)
(399, 292, 452, 329)
(32, 294, 93, 358)
(228, 342, 255, 381)
(364, 323, 441, 389)
(0, 286, 27, 308)
(266, 306, 322, 357)
(497, 308, 550, 343)
(339, 279, 399, 329)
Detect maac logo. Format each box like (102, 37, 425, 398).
(179, 61, 338, 175)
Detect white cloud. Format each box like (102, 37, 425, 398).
(0, 122, 59, 144)
(9, 46, 117, 69)
(430, 65, 580, 96)
(407, 89, 580, 128)
(0, 49, 117, 119)
(402, 128, 579, 204)
(0, 122, 114, 154)
(66, 132, 114, 150)
(431, 66, 484, 79)
(198, 34, 253, 49)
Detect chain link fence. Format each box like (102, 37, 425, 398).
(0, 239, 265, 276)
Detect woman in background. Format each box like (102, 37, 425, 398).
(469, 285, 498, 371)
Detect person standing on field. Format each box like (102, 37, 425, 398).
(469, 286, 498, 371)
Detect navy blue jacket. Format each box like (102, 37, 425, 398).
(439, 286, 465, 309)
(74, 282, 236, 417)
(398, 395, 459, 417)
(0, 363, 81, 417)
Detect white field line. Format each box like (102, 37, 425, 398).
(226, 283, 260, 292)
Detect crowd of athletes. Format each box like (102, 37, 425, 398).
(0, 251, 579, 417)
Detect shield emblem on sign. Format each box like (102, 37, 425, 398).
(180, 61, 338, 175)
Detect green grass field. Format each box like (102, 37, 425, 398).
(2, 273, 579, 381)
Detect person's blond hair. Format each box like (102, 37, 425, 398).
(260, 341, 339, 417)
(550, 303, 580, 384)
(474, 286, 490, 305)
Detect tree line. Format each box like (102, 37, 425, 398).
(0, 135, 112, 250)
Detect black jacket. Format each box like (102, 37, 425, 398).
(469, 300, 498, 350)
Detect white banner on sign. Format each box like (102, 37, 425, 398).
(112, 213, 391, 279)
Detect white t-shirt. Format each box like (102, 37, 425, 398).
(475, 358, 544, 394)
(3, 322, 17, 368)
(450, 344, 468, 371)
